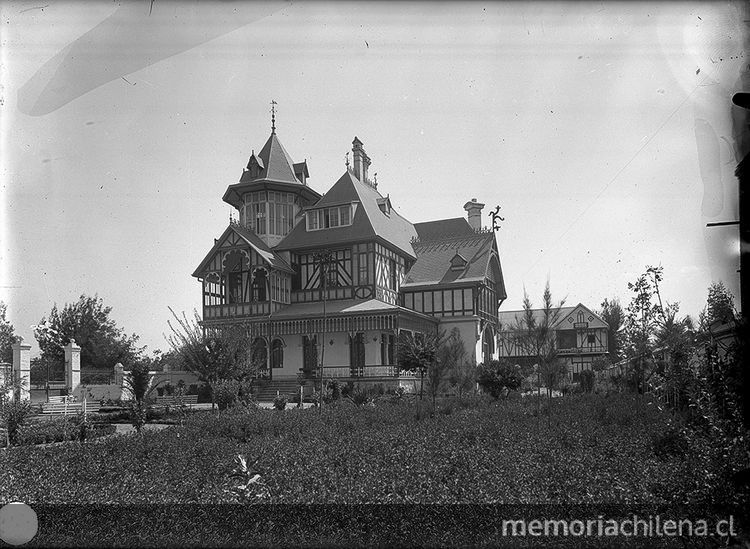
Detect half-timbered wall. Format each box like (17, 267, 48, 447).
(374, 243, 406, 305)
(497, 327, 608, 358)
(291, 248, 354, 303)
(555, 328, 608, 355)
(198, 232, 292, 319)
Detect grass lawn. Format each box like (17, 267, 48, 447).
(0, 393, 745, 547)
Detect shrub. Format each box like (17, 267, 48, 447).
(341, 381, 355, 398)
(477, 360, 523, 399)
(196, 384, 212, 403)
(273, 395, 287, 410)
(129, 401, 148, 433)
(3, 400, 34, 445)
(348, 387, 369, 407)
(652, 425, 689, 461)
(15, 417, 117, 446)
(213, 379, 241, 411)
(580, 370, 595, 393)
(325, 379, 341, 403)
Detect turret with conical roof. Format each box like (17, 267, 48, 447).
(223, 126, 321, 248)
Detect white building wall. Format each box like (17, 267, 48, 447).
(435, 316, 481, 365)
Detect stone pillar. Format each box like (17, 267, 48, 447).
(113, 363, 124, 386)
(64, 339, 81, 394)
(12, 339, 31, 400)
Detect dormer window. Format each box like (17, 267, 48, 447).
(377, 196, 391, 215)
(306, 204, 355, 231)
(246, 152, 264, 179)
(450, 252, 467, 272)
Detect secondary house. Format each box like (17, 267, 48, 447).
(496, 303, 609, 381)
(192, 116, 507, 393)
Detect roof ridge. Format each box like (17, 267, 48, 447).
(411, 228, 493, 246)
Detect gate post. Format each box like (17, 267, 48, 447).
(114, 363, 124, 386)
(64, 339, 81, 394)
(11, 339, 31, 400)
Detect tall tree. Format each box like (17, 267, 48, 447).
(653, 302, 696, 407)
(33, 295, 142, 371)
(622, 266, 664, 393)
(513, 281, 566, 397)
(699, 281, 738, 328)
(598, 297, 624, 361)
(165, 308, 257, 410)
(441, 328, 474, 398)
(0, 302, 20, 365)
(397, 330, 441, 402)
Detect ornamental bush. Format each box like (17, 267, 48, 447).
(273, 394, 287, 410)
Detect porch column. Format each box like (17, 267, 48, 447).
(11, 339, 31, 400)
(64, 339, 81, 393)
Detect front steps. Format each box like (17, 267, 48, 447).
(254, 379, 301, 402)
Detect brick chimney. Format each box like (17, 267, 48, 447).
(463, 198, 485, 231)
(352, 137, 372, 185)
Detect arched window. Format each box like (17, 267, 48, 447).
(482, 327, 495, 365)
(271, 339, 284, 369)
(223, 250, 249, 304)
(252, 338, 267, 371)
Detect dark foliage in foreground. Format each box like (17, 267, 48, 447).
(1, 393, 746, 508)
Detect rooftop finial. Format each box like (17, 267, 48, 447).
(270, 100, 277, 134)
(345, 151, 350, 169)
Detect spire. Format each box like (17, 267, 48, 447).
(270, 100, 277, 134)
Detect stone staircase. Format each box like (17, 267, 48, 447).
(254, 379, 302, 402)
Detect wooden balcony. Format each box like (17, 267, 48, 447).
(204, 302, 271, 320)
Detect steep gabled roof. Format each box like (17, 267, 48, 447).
(275, 169, 418, 258)
(403, 231, 497, 287)
(192, 223, 294, 278)
(497, 303, 608, 331)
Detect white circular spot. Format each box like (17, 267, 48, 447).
(0, 503, 38, 546)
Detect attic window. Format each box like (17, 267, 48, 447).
(449, 252, 467, 271)
(377, 197, 391, 215)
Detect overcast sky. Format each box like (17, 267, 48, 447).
(2, 1, 748, 356)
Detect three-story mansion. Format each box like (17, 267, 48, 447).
(192, 122, 507, 388)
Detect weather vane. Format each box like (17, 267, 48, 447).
(270, 100, 277, 134)
(489, 205, 505, 231)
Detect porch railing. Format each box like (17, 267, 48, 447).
(321, 364, 399, 378)
(557, 346, 608, 355)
